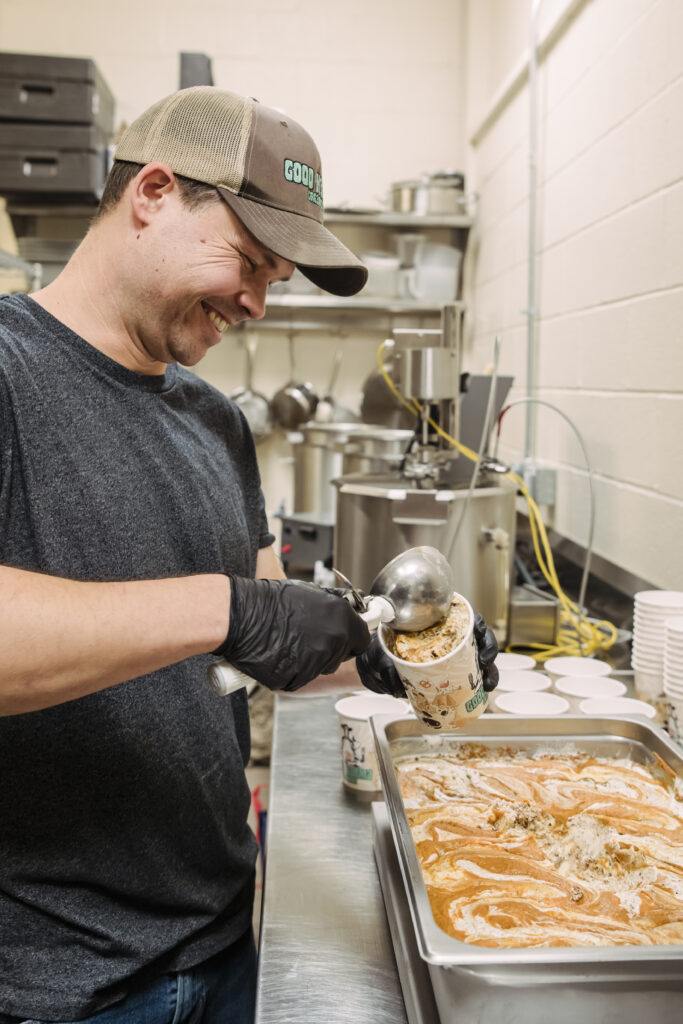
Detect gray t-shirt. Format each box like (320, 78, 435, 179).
(0, 294, 275, 1019)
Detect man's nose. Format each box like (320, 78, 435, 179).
(239, 279, 268, 321)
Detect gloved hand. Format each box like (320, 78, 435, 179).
(214, 576, 371, 692)
(356, 611, 499, 697)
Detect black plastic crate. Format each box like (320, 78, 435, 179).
(0, 52, 114, 133)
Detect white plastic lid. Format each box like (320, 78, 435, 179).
(578, 697, 656, 719)
(635, 590, 683, 607)
(334, 694, 412, 721)
(494, 652, 536, 672)
(555, 676, 626, 700)
(543, 657, 612, 678)
(496, 670, 551, 693)
(494, 691, 569, 716)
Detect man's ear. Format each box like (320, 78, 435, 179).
(128, 163, 177, 226)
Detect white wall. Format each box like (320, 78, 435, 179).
(0, 0, 468, 523)
(463, 0, 683, 590)
(2, 0, 679, 590)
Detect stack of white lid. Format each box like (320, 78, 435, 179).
(664, 617, 683, 701)
(631, 591, 683, 700)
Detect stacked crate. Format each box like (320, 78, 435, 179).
(0, 52, 116, 285)
(0, 51, 115, 203)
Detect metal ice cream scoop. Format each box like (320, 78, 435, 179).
(369, 545, 454, 632)
(210, 546, 454, 698)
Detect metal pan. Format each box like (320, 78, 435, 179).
(270, 333, 318, 430)
(230, 334, 272, 444)
(372, 713, 683, 981)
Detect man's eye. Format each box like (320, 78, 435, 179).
(242, 253, 257, 271)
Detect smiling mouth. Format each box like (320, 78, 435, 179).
(201, 301, 229, 334)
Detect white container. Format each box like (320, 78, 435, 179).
(414, 242, 461, 301)
(378, 591, 488, 729)
(497, 670, 551, 693)
(554, 675, 627, 712)
(634, 668, 664, 702)
(360, 251, 400, 298)
(494, 691, 569, 716)
(543, 656, 612, 683)
(494, 652, 536, 672)
(334, 694, 412, 791)
(578, 696, 656, 720)
(635, 590, 683, 610)
(666, 693, 683, 748)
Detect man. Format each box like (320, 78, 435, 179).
(0, 86, 496, 1023)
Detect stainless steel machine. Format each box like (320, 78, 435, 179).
(333, 306, 517, 642)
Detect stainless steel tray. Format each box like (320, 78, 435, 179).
(372, 713, 683, 987)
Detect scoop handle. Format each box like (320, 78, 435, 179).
(208, 596, 395, 698)
(209, 660, 253, 696)
(361, 595, 395, 631)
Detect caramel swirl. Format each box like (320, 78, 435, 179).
(396, 749, 683, 947)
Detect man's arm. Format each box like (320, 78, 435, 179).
(255, 545, 286, 582)
(0, 565, 230, 716)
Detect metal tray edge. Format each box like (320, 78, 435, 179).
(371, 713, 683, 973)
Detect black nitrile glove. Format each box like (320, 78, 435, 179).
(356, 611, 500, 696)
(214, 577, 371, 692)
(473, 612, 499, 692)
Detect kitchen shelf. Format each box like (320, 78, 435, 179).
(324, 209, 474, 229)
(265, 294, 464, 313)
(254, 294, 465, 332)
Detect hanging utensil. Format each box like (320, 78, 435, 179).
(314, 347, 359, 423)
(269, 333, 319, 431)
(230, 334, 272, 444)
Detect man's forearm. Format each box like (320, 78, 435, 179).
(0, 565, 230, 716)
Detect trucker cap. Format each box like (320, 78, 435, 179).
(114, 86, 367, 297)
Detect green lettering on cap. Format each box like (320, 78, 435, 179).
(283, 157, 323, 208)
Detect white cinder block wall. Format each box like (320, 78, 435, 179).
(464, 0, 683, 590)
(2, 0, 680, 590)
(0, 0, 467, 529)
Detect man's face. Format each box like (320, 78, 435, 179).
(132, 186, 294, 368)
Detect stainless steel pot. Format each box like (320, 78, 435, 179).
(289, 425, 414, 522)
(390, 171, 467, 216)
(340, 426, 414, 475)
(333, 474, 516, 641)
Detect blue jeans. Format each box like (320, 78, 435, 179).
(0, 928, 257, 1024)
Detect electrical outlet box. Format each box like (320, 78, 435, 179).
(508, 584, 560, 646)
(511, 461, 557, 506)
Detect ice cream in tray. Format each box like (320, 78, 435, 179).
(396, 744, 683, 948)
(372, 714, 683, 959)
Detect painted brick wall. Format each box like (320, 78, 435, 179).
(464, 0, 683, 589)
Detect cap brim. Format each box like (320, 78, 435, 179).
(217, 188, 367, 297)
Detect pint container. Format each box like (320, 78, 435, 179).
(378, 591, 487, 730)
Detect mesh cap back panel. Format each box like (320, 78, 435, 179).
(115, 88, 252, 193)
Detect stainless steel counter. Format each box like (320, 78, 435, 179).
(255, 689, 408, 1024)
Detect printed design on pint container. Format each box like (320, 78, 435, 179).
(340, 722, 372, 784)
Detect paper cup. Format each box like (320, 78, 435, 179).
(497, 670, 551, 693)
(666, 694, 683, 749)
(494, 652, 536, 672)
(554, 675, 627, 711)
(334, 694, 412, 791)
(378, 591, 487, 730)
(578, 697, 656, 720)
(543, 656, 612, 683)
(494, 691, 569, 715)
(634, 668, 664, 702)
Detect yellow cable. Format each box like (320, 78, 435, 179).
(375, 341, 618, 660)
